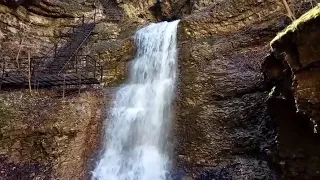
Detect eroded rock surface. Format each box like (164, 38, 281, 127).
(175, 1, 320, 179)
(263, 5, 320, 179)
(0, 89, 104, 179)
(0, 0, 100, 59)
(174, 0, 288, 179)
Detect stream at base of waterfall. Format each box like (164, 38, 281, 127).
(92, 20, 180, 180)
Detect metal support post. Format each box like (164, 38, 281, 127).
(54, 43, 57, 60)
(93, 57, 96, 78)
(0, 60, 5, 90)
(100, 66, 103, 83)
(82, 15, 85, 26)
(78, 74, 81, 94)
(63, 75, 66, 98)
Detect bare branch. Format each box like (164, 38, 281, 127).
(27, 50, 32, 94)
(282, 0, 296, 21)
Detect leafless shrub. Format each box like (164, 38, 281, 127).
(281, 0, 319, 21)
(282, 0, 296, 21)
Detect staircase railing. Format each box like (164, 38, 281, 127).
(58, 23, 95, 74)
(0, 6, 102, 90)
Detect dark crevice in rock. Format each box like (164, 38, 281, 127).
(296, 60, 320, 73)
(272, 43, 302, 73)
(1, 0, 88, 19)
(263, 31, 320, 178)
(149, 0, 191, 21)
(0, 156, 53, 180)
(22, 1, 76, 18)
(266, 78, 320, 178)
(262, 52, 291, 85)
(149, 0, 163, 21)
(211, 84, 268, 101)
(263, 49, 316, 133)
(0, 0, 25, 8)
(170, 0, 193, 20)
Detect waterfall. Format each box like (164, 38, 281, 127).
(92, 20, 180, 180)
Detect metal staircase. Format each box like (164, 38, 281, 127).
(0, 12, 103, 90)
(46, 22, 96, 74)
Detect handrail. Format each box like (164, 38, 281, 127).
(0, 55, 102, 75)
(0, 5, 103, 89)
(58, 24, 95, 74)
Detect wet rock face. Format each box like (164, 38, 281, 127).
(194, 158, 277, 180)
(270, 7, 320, 130)
(175, 44, 280, 179)
(264, 7, 320, 179)
(0, 90, 104, 179)
(175, 0, 287, 178)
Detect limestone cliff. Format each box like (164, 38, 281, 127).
(0, 0, 99, 59)
(175, 0, 320, 179)
(0, 89, 104, 179)
(1, 0, 320, 179)
(175, 0, 287, 179)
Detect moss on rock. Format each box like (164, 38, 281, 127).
(271, 4, 320, 46)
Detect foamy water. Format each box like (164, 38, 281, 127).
(92, 20, 180, 180)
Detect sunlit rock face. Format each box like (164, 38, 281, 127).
(174, 0, 287, 179)
(179, 0, 286, 40)
(0, 90, 104, 179)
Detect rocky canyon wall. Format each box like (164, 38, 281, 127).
(0, 89, 104, 179)
(263, 6, 320, 179)
(1, 0, 320, 179)
(175, 0, 320, 179)
(175, 0, 287, 179)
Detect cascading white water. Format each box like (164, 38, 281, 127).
(92, 20, 180, 180)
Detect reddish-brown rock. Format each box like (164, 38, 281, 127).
(0, 89, 104, 179)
